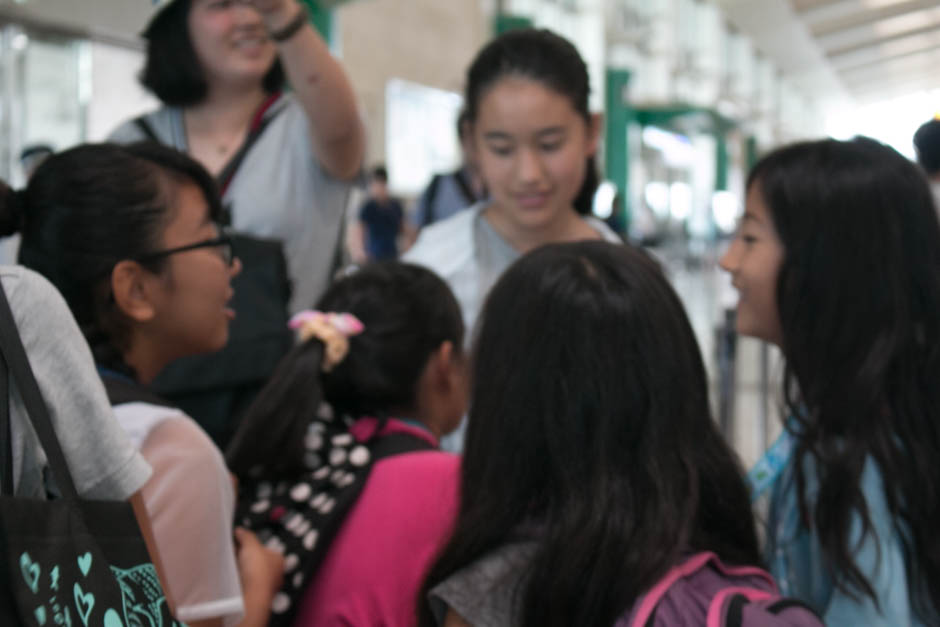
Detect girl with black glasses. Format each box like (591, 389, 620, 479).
(1, 141, 284, 627)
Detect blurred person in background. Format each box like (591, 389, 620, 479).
(356, 165, 407, 261)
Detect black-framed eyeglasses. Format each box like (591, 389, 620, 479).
(134, 234, 235, 266)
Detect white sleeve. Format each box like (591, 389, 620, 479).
(139, 416, 244, 624)
(5, 267, 152, 499)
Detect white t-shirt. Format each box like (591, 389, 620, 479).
(405, 203, 622, 343)
(114, 401, 244, 625)
(3, 266, 151, 500)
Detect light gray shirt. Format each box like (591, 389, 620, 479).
(405, 203, 622, 340)
(3, 266, 151, 500)
(109, 93, 357, 312)
(429, 541, 536, 627)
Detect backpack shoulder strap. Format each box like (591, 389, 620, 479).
(133, 116, 160, 143)
(217, 92, 286, 195)
(100, 372, 176, 409)
(237, 424, 435, 626)
(421, 174, 444, 227)
(453, 167, 479, 206)
(631, 553, 717, 627)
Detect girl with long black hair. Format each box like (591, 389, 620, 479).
(721, 137, 940, 624)
(419, 241, 764, 626)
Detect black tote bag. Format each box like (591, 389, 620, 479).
(0, 282, 180, 626)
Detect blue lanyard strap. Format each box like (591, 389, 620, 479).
(749, 428, 795, 502)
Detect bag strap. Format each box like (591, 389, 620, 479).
(0, 345, 11, 495)
(133, 116, 160, 143)
(632, 552, 717, 627)
(100, 371, 176, 409)
(631, 552, 779, 627)
(453, 167, 479, 207)
(421, 174, 443, 227)
(218, 92, 285, 196)
(0, 281, 79, 499)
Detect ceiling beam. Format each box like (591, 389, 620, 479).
(831, 36, 940, 71)
(816, 6, 940, 52)
(810, 0, 939, 36)
(797, 0, 914, 27)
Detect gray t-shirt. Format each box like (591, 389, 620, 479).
(3, 266, 151, 499)
(429, 541, 536, 627)
(109, 93, 356, 312)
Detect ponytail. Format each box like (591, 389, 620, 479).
(572, 155, 599, 216)
(227, 339, 327, 477)
(0, 180, 26, 237)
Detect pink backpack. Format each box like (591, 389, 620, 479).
(617, 553, 824, 627)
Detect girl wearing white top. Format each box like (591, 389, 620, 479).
(11, 142, 283, 627)
(405, 29, 620, 450)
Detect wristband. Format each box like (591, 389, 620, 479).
(268, 5, 307, 43)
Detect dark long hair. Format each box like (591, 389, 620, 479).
(464, 29, 598, 215)
(749, 137, 940, 620)
(141, 0, 286, 107)
(0, 142, 222, 374)
(418, 241, 760, 626)
(226, 262, 464, 477)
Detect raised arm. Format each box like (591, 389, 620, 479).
(253, 0, 365, 180)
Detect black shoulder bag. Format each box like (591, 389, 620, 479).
(0, 281, 179, 626)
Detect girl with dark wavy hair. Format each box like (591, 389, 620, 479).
(419, 241, 763, 626)
(721, 137, 940, 624)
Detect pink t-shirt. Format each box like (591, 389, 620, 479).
(293, 419, 460, 626)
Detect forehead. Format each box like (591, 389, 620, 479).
(162, 181, 211, 239)
(475, 76, 583, 133)
(744, 182, 772, 223)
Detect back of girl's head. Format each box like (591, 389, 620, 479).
(141, 0, 285, 106)
(227, 262, 464, 477)
(464, 29, 598, 214)
(1, 142, 222, 369)
(420, 241, 759, 627)
(749, 137, 940, 618)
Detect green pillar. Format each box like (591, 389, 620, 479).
(299, 0, 335, 43)
(715, 134, 729, 191)
(605, 69, 632, 228)
(745, 135, 759, 170)
(493, 14, 534, 35)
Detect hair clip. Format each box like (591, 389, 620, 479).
(288, 310, 365, 372)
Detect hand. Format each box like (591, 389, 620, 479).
(234, 527, 284, 598)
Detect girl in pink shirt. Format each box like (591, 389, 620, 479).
(227, 262, 468, 626)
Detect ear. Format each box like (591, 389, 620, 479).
(110, 260, 158, 324)
(586, 112, 603, 157)
(429, 341, 464, 391)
